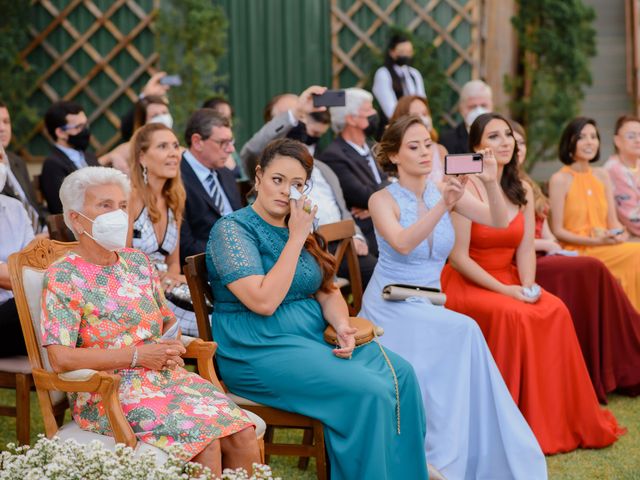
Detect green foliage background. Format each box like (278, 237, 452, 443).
(156, 0, 228, 141)
(0, 0, 38, 150)
(507, 0, 597, 168)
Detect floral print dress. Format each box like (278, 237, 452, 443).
(41, 248, 253, 460)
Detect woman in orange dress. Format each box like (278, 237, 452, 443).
(441, 112, 623, 454)
(548, 117, 640, 310)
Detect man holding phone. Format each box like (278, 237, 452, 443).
(318, 88, 387, 257)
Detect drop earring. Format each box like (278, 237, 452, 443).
(143, 165, 148, 185)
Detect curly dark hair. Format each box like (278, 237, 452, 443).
(469, 112, 527, 207)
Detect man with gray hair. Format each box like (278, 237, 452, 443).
(440, 79, 494, 154)
(180, 109, 242, 265)
(318, 87, 387, 256)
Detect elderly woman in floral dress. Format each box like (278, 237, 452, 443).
(40, 166, 260, 475)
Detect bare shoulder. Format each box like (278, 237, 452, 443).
(369, 187, 399, 216)
(548, 169, 572, 189)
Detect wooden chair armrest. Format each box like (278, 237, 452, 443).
(179, 338, 224, 391)
(32, 368, 136, 448)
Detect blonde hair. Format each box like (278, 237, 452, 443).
(129, 123, 186, 224)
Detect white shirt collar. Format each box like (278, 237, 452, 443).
(56, 144, 85, 169)
(184, 149, 213, 183)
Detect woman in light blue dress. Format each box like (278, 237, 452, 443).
(206, 138, 428, 480)
(360, 115, 547, 480)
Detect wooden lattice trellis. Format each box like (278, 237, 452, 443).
(20, 0, 160, 159)
(330, 0, 482, 125)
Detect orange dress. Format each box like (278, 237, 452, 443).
(559, 166, 640, 310)
(441, 213, 623, 454)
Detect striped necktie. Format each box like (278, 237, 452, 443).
(205, 170, 225, 213)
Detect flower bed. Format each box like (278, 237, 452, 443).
(0, 436, 280, 480)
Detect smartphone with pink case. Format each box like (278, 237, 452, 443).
(444, 153, 483, 175)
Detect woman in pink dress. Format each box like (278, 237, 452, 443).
(41, 167, 260, 475)
(604, 114, 640, 238)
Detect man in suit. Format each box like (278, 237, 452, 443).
(0, 101, 48, 231)
(319, 88, 387, 257)
(439, 80, 494, 154)
(180, 109, 242, 265)
(41, 101, 99, 214)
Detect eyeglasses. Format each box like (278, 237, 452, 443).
(622, 132, 640, 141)
(206, 136, 235, 149)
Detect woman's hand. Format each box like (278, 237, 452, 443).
(136, 340, 186, 370)
(536, 239, 563, 254)
(441, 176, 468, 210)
(160, 272, 186, 293)
(502, 284, 539, 303)
(289, 195, 318, 244)
(477, 148, 498, 184)
(333, 323, 357, 359)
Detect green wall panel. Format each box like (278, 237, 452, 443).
(216, 0, 331, 148)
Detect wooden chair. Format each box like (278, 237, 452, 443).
(184, 253, 328, 480)
(318, 219, 363, 314)
(46, 214, 75, 242)
(0, 356, 35, 444)
(9, 239, 265, 462)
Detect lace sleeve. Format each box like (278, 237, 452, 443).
(208, 216, 265, 285)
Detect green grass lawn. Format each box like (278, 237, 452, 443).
(0, 389, 638, 479)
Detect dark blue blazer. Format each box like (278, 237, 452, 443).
(179, 154, 242, 266)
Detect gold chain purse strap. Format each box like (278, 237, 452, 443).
(324, 317, 401, 434)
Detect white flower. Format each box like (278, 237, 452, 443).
(117, 282, 143, 299)
(0, 435, 280, 479)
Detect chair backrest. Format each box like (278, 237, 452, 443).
(317, 219, 363, 313)
(46, 214, 75, 242)
(8, 239, 77, 422)
(184, 253, 214, 341)
(32, 174, 44, 205)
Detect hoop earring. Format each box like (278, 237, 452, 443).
(142, 165, 148, 185)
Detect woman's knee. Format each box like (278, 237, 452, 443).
(220, 426, 258, 454)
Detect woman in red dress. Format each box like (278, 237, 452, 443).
(512, 122, 640, 403)
(441, 112, 623, 454)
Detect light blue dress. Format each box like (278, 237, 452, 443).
(359, 182, 547, 480)
(206, 206, 428, 480)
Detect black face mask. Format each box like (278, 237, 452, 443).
(67, 127, 91, 151)
(364, 113, 379, 138)
(287, 122, 321, 146)
(394, 55, 412, 66)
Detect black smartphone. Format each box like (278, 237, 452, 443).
(444, 153, 483, 175)
(159, 74, 182, 87)
(312, 89, 346, 108)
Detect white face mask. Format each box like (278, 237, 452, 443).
(78, 209, 129, 251)
(465, 106, 489, 128)
(420, 115, 432, 131)
(149, 113, 174, 129)
(0, 163, 6, 192)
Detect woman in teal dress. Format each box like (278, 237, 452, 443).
(206, 138, 428, 479)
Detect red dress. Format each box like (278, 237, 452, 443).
(441, 213, 623, 454)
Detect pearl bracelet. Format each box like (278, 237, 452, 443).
(130, 347, 138, 368)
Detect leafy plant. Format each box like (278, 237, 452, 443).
(0, 0, 38, 149)
(155, 0, 228, 137)
(507, 0, 596, 168)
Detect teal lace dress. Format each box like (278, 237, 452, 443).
(206, 206, 428, 480)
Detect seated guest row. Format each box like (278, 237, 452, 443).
(5, 82, 640, 478)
